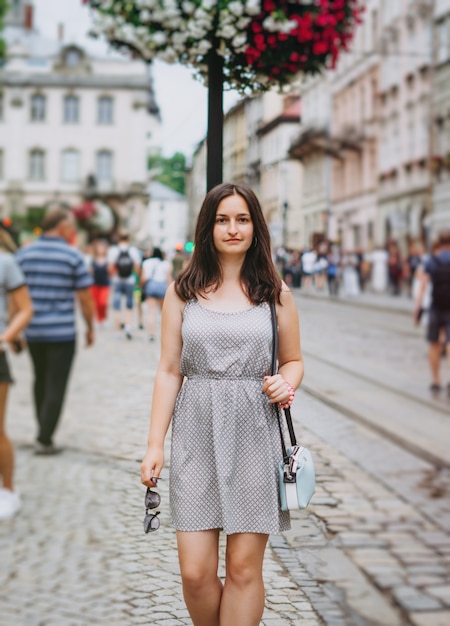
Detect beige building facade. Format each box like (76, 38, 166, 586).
(377, 0, 434, 250)
(431, 0, 450, 238)
(330, 0, 380, 252)
(289, 73, 335, 249)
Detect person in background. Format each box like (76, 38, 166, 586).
(89, 238, 110, 327)
(141, 183, 303, 625)
(411, 241, 430, 326)
(387, 241, 403, 296)
(414, 231, 450, 394)
(301, 247, 317, 289)
(0, 225, 33, 519)
(107, 231, 141, 340)
(314, 242, 328, 290)
(141, 247, 172, 341)
(406, 240, 423, 298)
(16, 209, 94, 455)
(370, 245, 389, 293)
(327, 245, 340, 297)
(172, 244, 186, 280)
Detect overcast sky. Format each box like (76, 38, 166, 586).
(33, 0, 240, 157)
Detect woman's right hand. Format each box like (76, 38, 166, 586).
(141, 445, 164, 488)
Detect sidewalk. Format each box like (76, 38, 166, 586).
(294, 286, 414, 316)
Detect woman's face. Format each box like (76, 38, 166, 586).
(213, 194, 254, 258)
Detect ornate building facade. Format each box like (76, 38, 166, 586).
(0, 0, 161, 232)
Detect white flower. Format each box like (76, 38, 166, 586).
(197, 40, 212, 54)
(237, 17, 251, 29)
(181, 1, 196, 14)
(232, 34, 247, 49)
(262, 16, 278, 32)
(159, 47, 178, 62)
(245, 0, 261, 16)
(228, 2, 244, 17)
(220, 24, 237, 39)
(152, 31, 167, 46)
(172, 31, 189, 46)
(140, 9, 151, 22)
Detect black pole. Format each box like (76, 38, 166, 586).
(206, 51, 224, 191)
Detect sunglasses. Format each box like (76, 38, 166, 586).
(144, 488, 161, 533)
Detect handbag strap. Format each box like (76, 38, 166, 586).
(269, 301, 298, 459)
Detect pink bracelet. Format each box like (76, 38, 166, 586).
(278, 381, 295, 409)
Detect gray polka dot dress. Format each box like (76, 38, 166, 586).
(169, 299, 290, 535)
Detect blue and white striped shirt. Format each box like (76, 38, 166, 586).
(16, 236, 92, 342)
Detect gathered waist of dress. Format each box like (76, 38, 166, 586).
(185, 374, 264, 382)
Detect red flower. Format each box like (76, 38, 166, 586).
(254, 34, 266, 51)
(313, 40, 330, 55)
(263, 0, 276, 11)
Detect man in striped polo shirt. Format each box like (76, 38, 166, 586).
(17, 209, 95, 455)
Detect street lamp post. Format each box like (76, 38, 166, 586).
(206, 51, 224, 192)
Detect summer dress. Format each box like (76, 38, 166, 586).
(169, 299, 290, 535)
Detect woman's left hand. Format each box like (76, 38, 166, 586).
(262, 374, 291, 405)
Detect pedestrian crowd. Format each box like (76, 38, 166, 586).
(0, 208, 188, 522)
(276, 238, 445, 300)
(277, 234, 450, 398)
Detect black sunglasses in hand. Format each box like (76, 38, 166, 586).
(144, 488, 161, 533)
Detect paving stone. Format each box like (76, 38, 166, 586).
(392, 586, 443, 612)
(409, 611, 450, 626)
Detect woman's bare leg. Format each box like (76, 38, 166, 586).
(0, 383, 13, 490)
(220, 533, 268, 626)
(177, 530, 222, 626)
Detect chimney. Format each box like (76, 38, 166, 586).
(58, 23, 64, 42)
(24, 4, 34, 31)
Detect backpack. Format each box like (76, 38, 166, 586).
(431, 256, 450, 310)
(115, 249, 134, 279)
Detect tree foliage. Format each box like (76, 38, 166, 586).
(0, 0, 8, 61)
(148, 152, 186, 195)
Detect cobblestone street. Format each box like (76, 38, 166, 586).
(0, 321, 320, 626)
(1, 294, 449, 626)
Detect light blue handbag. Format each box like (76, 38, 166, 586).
(270, 302, 316, 511)
(278, 444, 316, 511)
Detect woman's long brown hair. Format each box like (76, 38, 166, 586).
(175, 183, 282, 304)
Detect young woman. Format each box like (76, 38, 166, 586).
(0, 227, 33, 519)
(89, 239, 110, 326)
(141, 183, 303, 626)
(141, 247, 172, 341)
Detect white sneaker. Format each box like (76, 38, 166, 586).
(0, 488, 21, 520)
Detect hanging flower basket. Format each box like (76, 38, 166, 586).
(88, 1, 364, 93)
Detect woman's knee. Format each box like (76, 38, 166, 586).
(226, 553, 261, 588)
(181, 563, 217, 595)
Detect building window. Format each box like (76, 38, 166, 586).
(63, 95, 79, 123)
(30, 94, 46, 122)
(61, 149, 80, 183)
(29, 149, 45, 181)
(66, 49, 81, 67)
(97, 96, 113, 124)
(96, 150, 113, 181)
(437, 19, 449, 64)
(0, 150, 3, 179)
